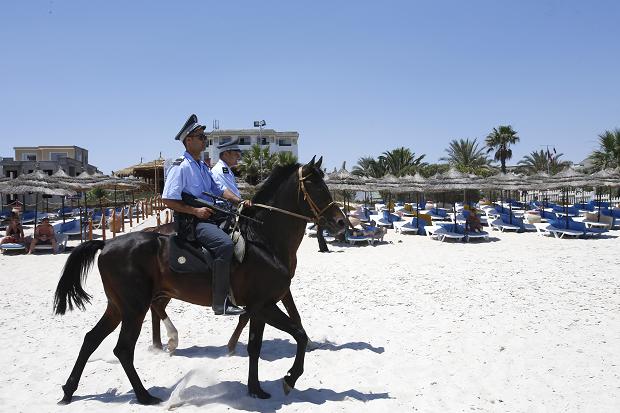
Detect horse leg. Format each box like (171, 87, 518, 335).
(247, 317, 270, 399)
(151, 297, 177, 352)
(257, 303, 308, 395)
(113, 310, 161, 405)
(281, 290, 319, 351)
(59, 304, 121, 404)
(227, 312, 249, 355)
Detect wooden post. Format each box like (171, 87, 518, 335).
(88, 218, 93, 240)
(101, 210, 106, 241)
(129, 205, 134, 227)
(112, 210, 116, 238)
(156, 210, 161, 227)
(165, 209, 169, 224)
(136, 202, 140, 224)
(142, 201, 146, 220)
(121, 207, 126, 232)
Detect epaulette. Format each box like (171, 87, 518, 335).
(172, 157, 184, 166)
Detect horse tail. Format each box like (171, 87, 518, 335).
(54, 240, 106, 315)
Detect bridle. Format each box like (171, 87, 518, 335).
(251, 166, 338, 225)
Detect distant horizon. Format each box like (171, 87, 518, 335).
(1, 1, 619, 174)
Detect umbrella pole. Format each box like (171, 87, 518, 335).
(34, 193, 38, 227)
(564, 188, 568, 229)
(77, 197, 82, 243)
(509, 199, 513, 224)
(597, 188, 601, 221)
(416, 192, 420, 231)
(61, 196, 66, 224)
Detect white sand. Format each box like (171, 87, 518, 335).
(1, 217, 619, 412)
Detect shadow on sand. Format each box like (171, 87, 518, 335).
(173, 338, 384, 361)
(165, 379, 391, 411)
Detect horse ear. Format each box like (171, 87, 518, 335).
(307, 155, 316, 166)
(315, 156, 323, 169)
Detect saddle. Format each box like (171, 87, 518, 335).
(168, 221, 246, 274)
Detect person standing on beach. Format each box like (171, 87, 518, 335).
(211, 138, 242, 199)
(161, 114, 246, 316)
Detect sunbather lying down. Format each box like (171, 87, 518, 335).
(350, 219, 387, 239)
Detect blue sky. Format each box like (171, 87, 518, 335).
(1, 1, 619, 173)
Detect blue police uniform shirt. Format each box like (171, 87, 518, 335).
(212, 159, 241, 198)
(162, 151, 225, 203)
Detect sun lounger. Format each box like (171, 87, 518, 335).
(464, 230, 489, 242)
(425, 225, 464, 242)
(345, 232, 373, 245)
(33, 223, 69, 253)
(489, 219, 520, 232)
(393, 219, 419, 235)
(0, 242, 26, 254)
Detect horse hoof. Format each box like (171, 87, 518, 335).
(137, 394, 162, 405)
(249, 387, 271, 399)
(282, 378, 293, 395)
(57, 395, 72, 405)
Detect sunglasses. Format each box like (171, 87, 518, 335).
(189, 133, 207, 142)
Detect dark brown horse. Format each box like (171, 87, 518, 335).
(142, 224, 312, 355)
(54, 158, 346, 404)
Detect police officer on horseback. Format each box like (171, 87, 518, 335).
(162, 114, 246, 316)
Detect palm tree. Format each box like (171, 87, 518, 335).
(352, 156, 386, 178)
(517, 150, 571, 175)
(272, 151, 298, 167)
(378, 147, 427, 177)
(590, 128, 620, 170)
(238, 144, 275, 184)
(440, 138, 492, 175)
(485, 125, 520, 173)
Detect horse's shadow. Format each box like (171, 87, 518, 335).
(71, 379, 390, 410)
(173, 338, 384, 361)
(164, 379, 391, 411)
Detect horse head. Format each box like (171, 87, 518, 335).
(298, 156, 347, 236)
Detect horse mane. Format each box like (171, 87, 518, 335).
(251, 163, 301, 204)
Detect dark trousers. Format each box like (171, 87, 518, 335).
(195, 222, 233, 307)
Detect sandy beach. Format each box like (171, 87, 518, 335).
(1, 216, 619, 412)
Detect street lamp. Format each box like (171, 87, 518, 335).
(253, 120, 266, 182)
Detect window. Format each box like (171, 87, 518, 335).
(278, 138, 292, 146)
(219, 136, 232, 145)
(50, 152, 68, 161)
(21, 153, 37, 161)
(44, 170, 53, 176)
(238, 136, 251, 145)
(260, 137, 268, 145)
(76, 151, 82, 161)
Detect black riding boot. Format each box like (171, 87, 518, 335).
(212, 260, 245, 316)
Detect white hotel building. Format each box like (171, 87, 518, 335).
(203, 129, 299, 166)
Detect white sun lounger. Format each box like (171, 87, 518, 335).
(393, 220, 419, 235)
(425, 225, 464, 242)
(546, 225, 583, 239)
(489, 219, 520, 232)
(0, 243, 26, 254)
(465, 231, 489, 242)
